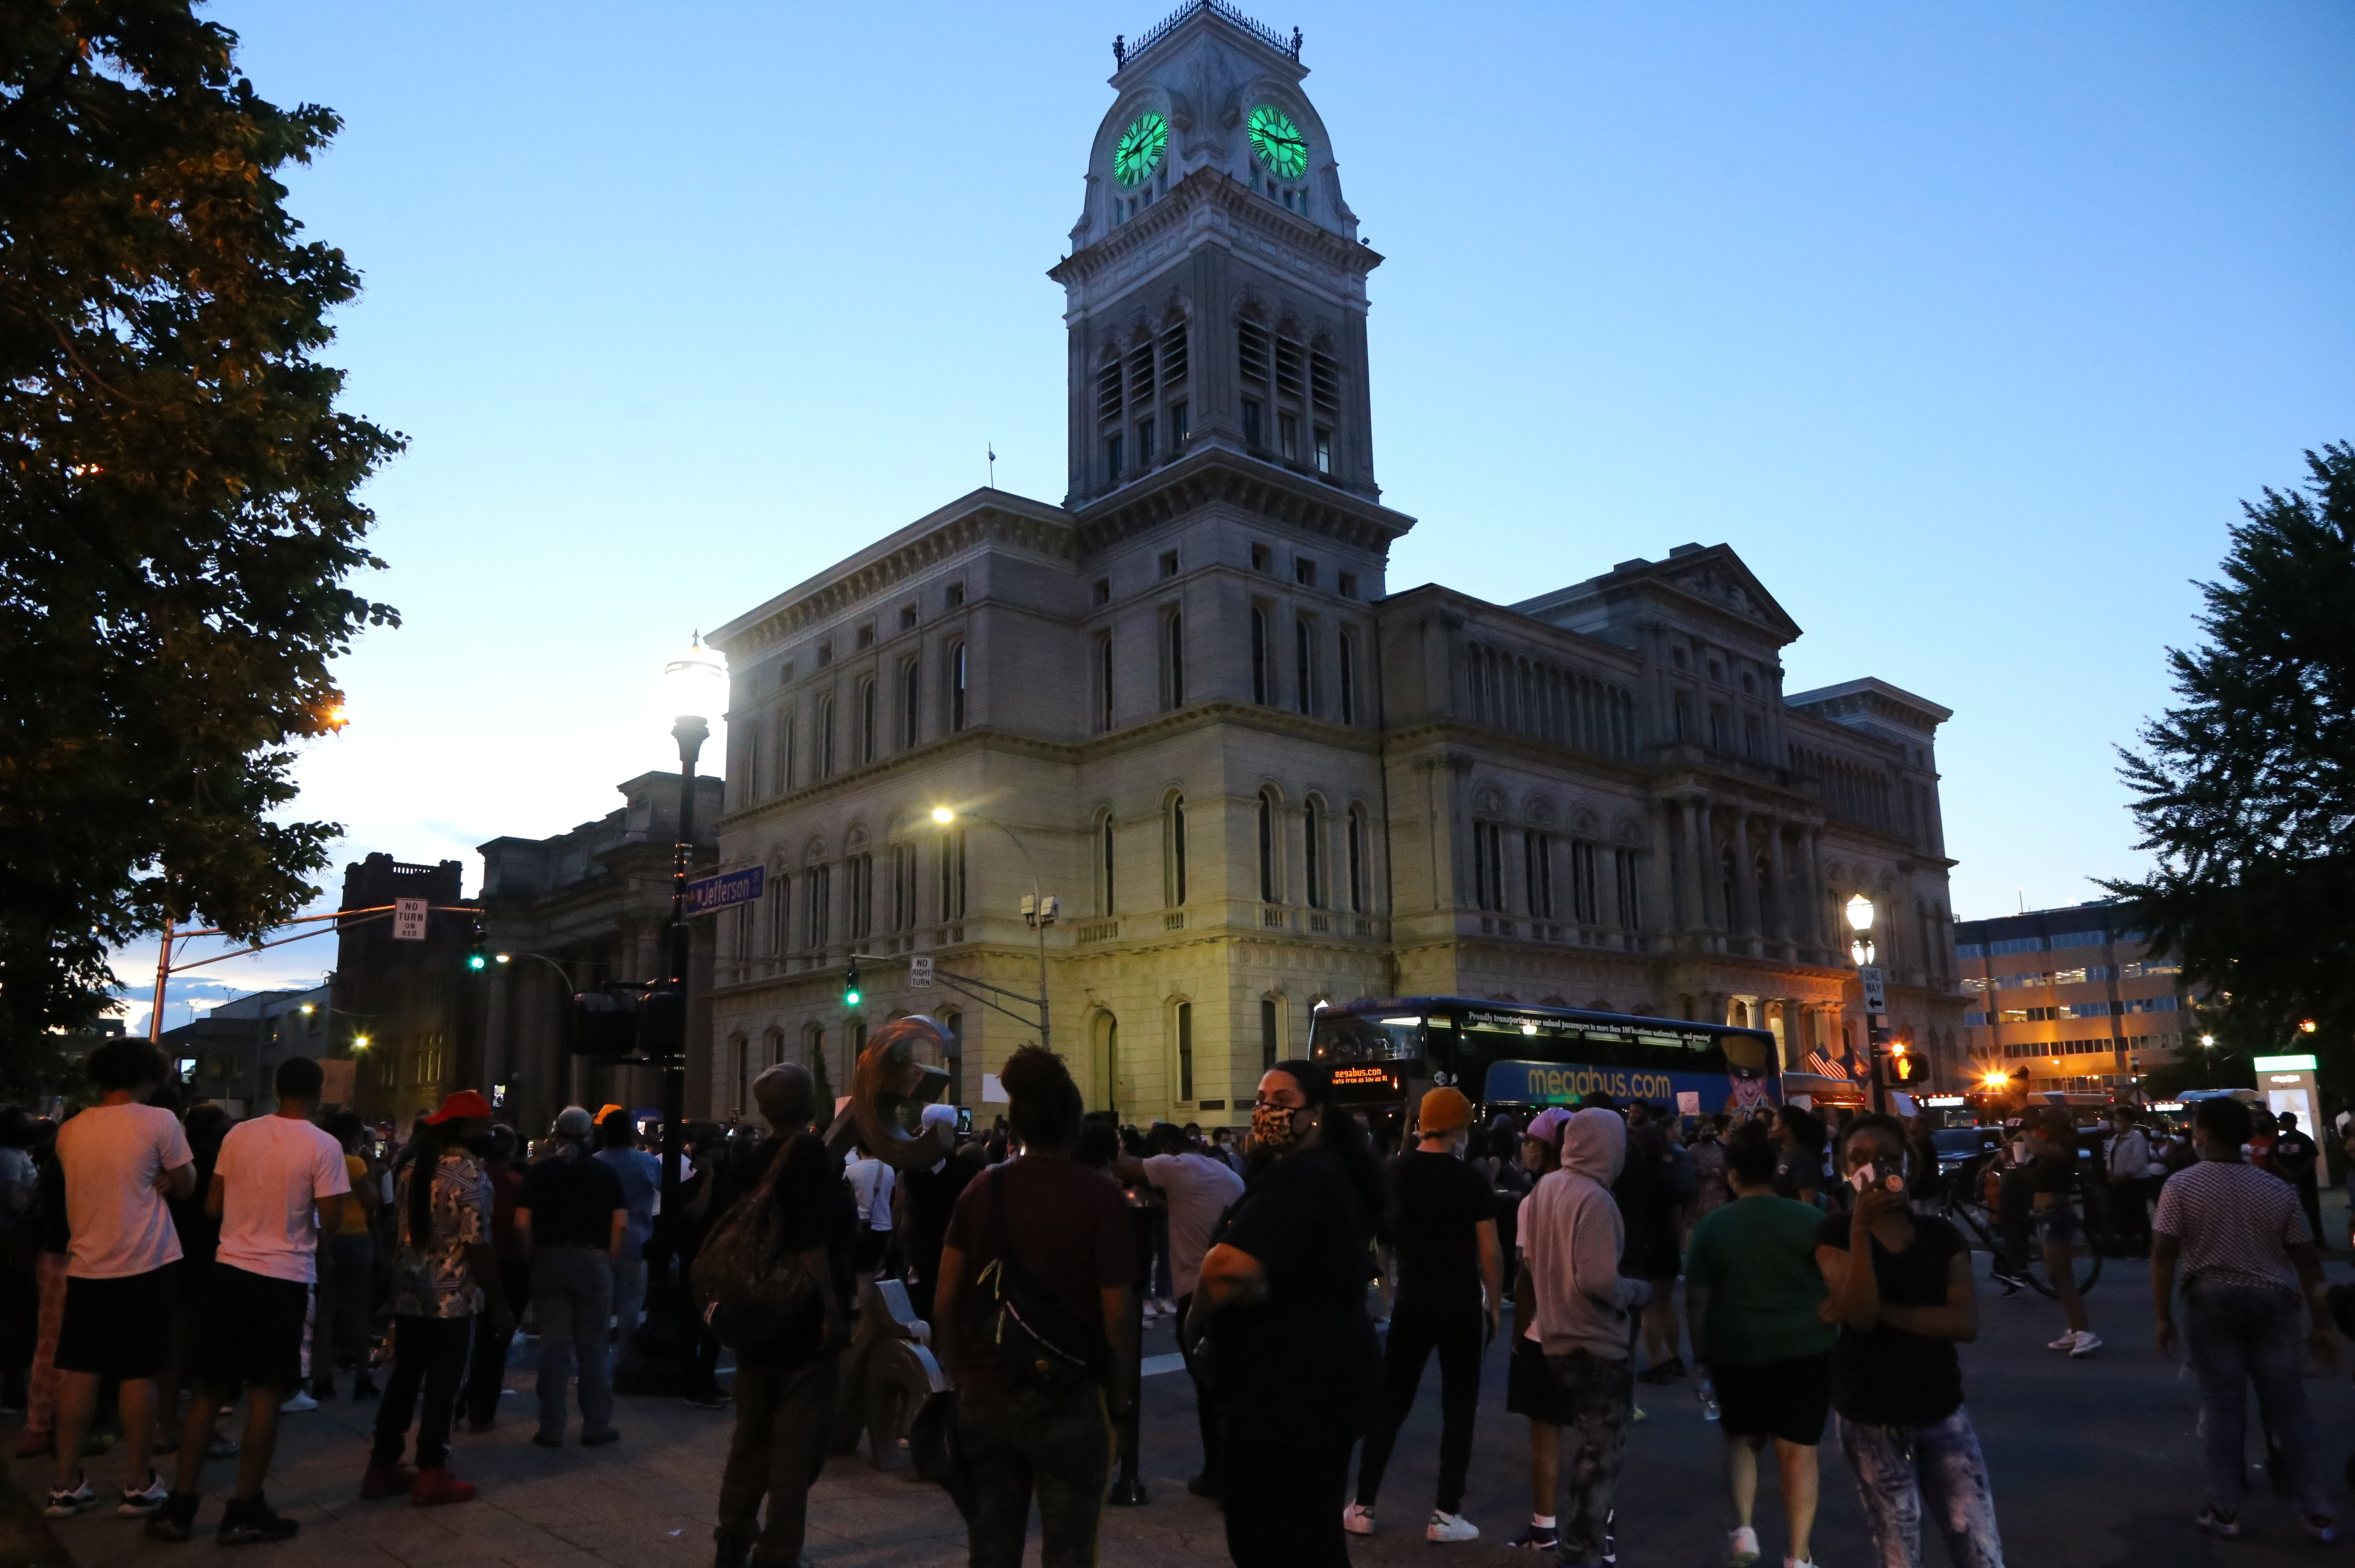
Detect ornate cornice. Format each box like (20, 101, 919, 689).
(1048, 167, 1381, 298)
(1072, 444, 1412, 556)
(708, 493, 1075, 659)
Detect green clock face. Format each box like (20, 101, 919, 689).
(1114, 112, 1169, 188)
(1248, 105, 1307, 181)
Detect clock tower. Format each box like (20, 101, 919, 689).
(1050, 1, 1382, 508)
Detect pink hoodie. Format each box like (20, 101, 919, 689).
(1521, 1108, 1644, 1358)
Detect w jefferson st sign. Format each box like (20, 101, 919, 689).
(683, 866, 765, 918)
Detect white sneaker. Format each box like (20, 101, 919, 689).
(2068, 1330, 2103, 1358)
(115, 1469, 168, 1517)
(43, 1476, 96, 1519)
(1427, 1511, 1480, 1543)
(1342, 1503, 1375, 1536)
(1725, 1525, 1761, 1565)
(279, 1389, 317, 1413)
(2046, 1330, 2079, 1351)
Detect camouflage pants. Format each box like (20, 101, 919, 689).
(1542, 1349, 1633, 1567)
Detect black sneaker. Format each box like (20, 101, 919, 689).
(145, 1492, 199, 1542)
(680, 1391, 730, 1411)
(1509, 1523, 1560, 1552)
(217, 1495, 300, 1545)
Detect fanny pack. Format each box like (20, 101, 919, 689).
(976, 1166, 1104, 1395)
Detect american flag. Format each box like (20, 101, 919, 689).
(1805, 1049, 1849, 1079)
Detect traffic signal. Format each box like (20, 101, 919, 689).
(843, 958, 862, 1008)
(466, 923, 489, 971)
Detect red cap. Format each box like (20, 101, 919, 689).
(423, 1090, 494, 1125)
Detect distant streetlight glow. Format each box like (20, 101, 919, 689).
(351, 1034, 371, 1050)
(2200, 1034, 2216, 1048)
(931, 806, 956, 825)
(2299, 1019, 2318, 1034)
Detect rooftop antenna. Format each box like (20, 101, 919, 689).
(2017, 887, 2026, 914)
(987, 443, 997, 488)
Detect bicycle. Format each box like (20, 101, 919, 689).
(1936, 1156, 2104, 1299)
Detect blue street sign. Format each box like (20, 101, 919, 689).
(684, 865, 765, 917)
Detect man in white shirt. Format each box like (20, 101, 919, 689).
(147, 1057, 348, 1544)
(1116, 1123, 1242, 1497)
(47, 1040, 194, 1521)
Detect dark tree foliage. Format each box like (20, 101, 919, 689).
(0, 2, 402, 1057)
(2106, 444, 2355, 1074)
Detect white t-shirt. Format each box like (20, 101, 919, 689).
(1141, 1151, 1245, 1298)
(56, 1103, 192, 1279)
(213, 1114, 352, 1284)
(847, 1155, 896, 1232)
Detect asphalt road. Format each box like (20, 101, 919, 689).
(1122, 1213, 2355, 1567)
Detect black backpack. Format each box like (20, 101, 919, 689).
(690, 1139, 826, 1354)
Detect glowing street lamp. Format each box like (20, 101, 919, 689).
(1845, 894, 1877, 967)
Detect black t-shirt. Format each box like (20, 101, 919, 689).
(1814, 1212, 1966, 1426)
(1389, 1151, 1492, 1303)
(2025, 1148, 2076, 1197)
(2273, 1130, 2320, 1188)
(942, 1155, 1134, 1394)
(519, 1146, 627, 1250)
(902, 1151, 983, 1241)
(1215, 1145, 1380, 1438)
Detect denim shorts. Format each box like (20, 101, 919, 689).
(2030, 1201, 2079, 1245)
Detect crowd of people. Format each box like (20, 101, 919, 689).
(2, 1036, 2346, 1566)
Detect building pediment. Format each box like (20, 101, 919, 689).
(1514, 542, 1804, 647)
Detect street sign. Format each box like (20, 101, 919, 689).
(909, 955, 934, 990)
(683, 865, 766, 917)
(1857, 965, 1887, 1013)
(392, 898, 428, 941)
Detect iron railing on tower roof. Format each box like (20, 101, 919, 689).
(1115, 0, 1301, 69)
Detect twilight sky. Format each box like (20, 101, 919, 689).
(124, 0, 2355, 1029)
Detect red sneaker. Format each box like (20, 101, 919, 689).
(359, 1462, 418, 1500)
(410, 1468, 476, 1508)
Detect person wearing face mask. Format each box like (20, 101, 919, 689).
(1342, 1087, 1500, 1544)
(1187, 1062, 1385, 1568)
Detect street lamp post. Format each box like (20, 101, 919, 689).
(1845, 895, 1888, 1114)
(930, 806, 1054, 1053)
(660, 637, 724, 1226)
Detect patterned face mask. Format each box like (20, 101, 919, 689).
(1252, 1100, 1301, 1151)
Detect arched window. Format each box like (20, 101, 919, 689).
(1295, 616, 1316, 716)
(857, 677, 876, 765)
(1174, 1000, 1194, 1102)
(1304, 798, 1325, 908)
(728, 1034, 748, 1119)
(1347, 805, 1367, 914)
(1472, 820, 1505, 912)
(1166, 793, 1188, 906)
(764, 1025, 786, 1069)
(1524, 828, 1552, 919)
(766, 872, 790, 953)
(775, 711, 794, 792)
(1097, 810, 1116, 916)
(816, 695, 835, 776)
(1096, 633, 1114, 732)
(947, 641, 967, 732)
(1250, 606, 1272, 704)
(938, 827, 966, 920)
(899, 658, 921, 749)
(1165, 610, 1185, 707)
(1720, 848, 1740, 932)
(1089, 1010, 1119, 1115)
(1258, 790, 1277, 903)
(804, 862, 831, 948)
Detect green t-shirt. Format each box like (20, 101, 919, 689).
(1684, 1194, 1837, 1365)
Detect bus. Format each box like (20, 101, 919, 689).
(1305, 997, 1782, 1138)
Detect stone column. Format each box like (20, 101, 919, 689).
(1768, 822, 1793, 951)
(1802, 827, 1829, 955)
(1731, 811, 1762, 941)
(1683, 799, 1713, 934)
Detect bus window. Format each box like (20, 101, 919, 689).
(1312, 1012, 1424, 1064)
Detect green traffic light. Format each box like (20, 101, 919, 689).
(844, 987, 862, 1006)
(468, 953, 486, 971)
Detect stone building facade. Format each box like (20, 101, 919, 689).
(474, 772, 720, 1138)
(702, 3, 1967, 1124)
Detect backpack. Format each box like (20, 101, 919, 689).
(689, 1138, 827, 1353)
(973, 1166, 1105, 1396)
